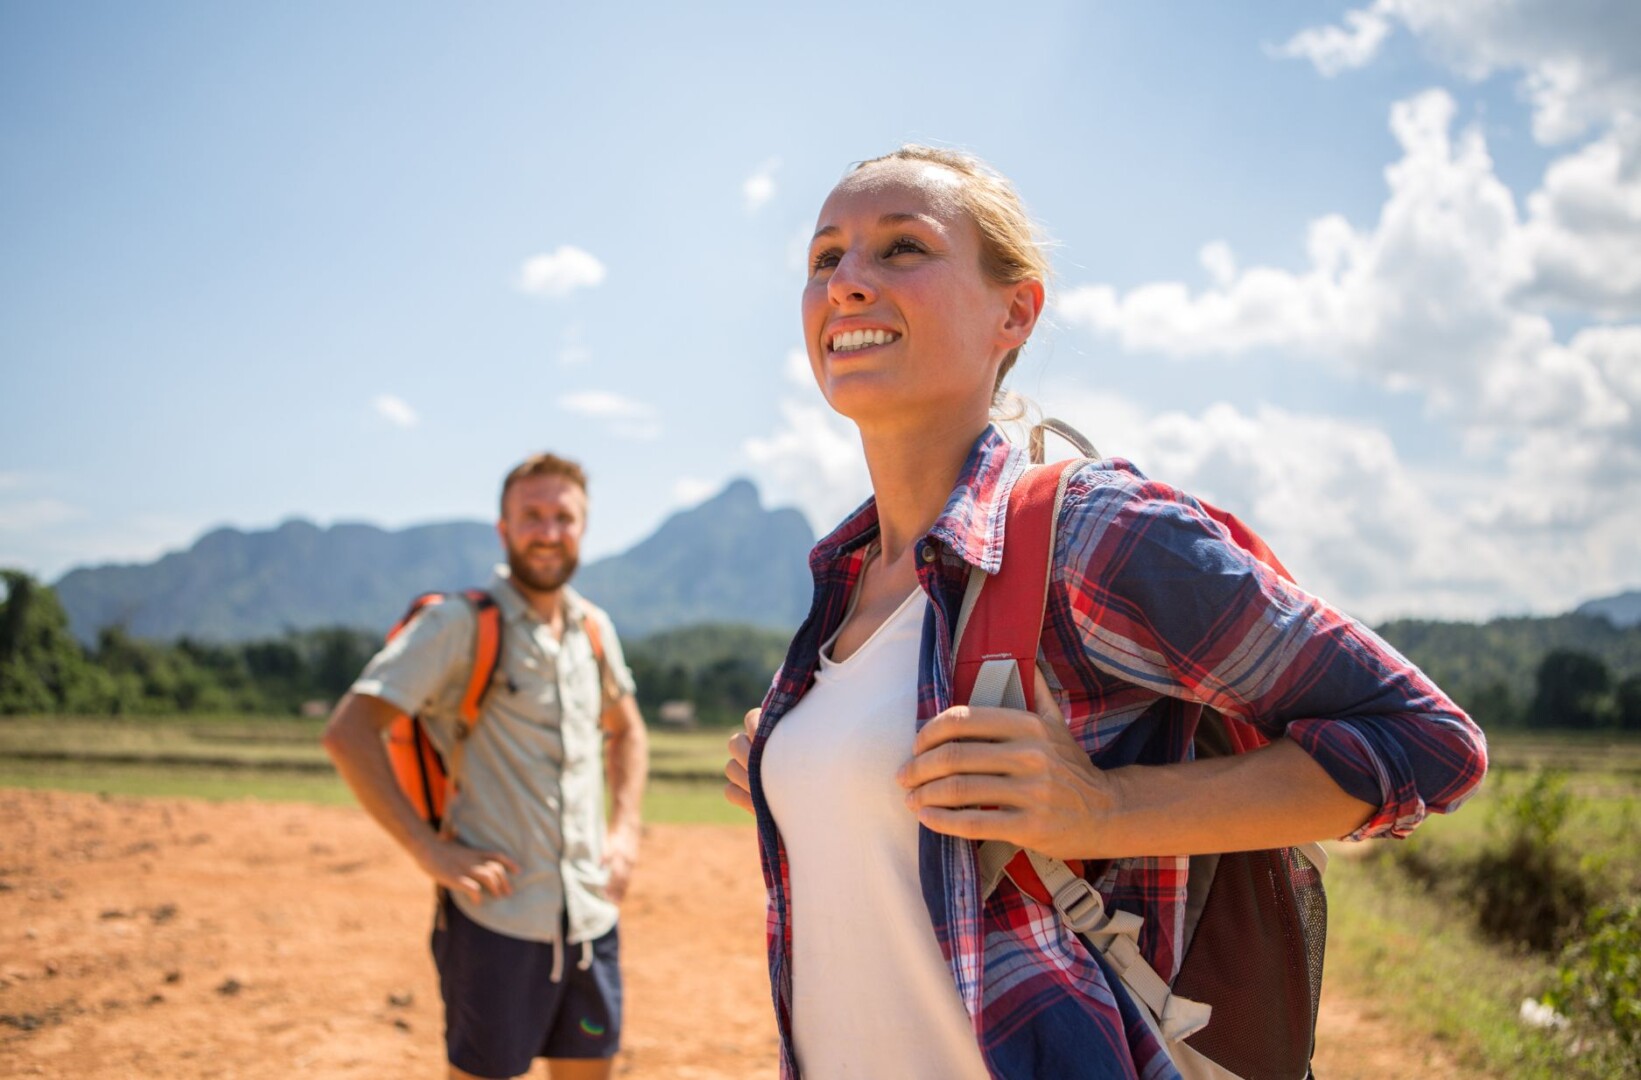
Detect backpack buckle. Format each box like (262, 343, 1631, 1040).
(1051, 875, 1107, 936)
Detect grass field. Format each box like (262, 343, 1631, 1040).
(4, 715, 1637, 1074)
(0, 714, 744, 822)
(1322, 730, 1641, 1077)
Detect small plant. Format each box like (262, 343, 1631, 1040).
(1545, 900, 1641, 1074)
(1467, 770, 1592, 952)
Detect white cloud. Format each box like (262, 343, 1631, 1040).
(1269, 5, 1394, 77)
(559, 390, 662, 441)
(517, 245, 607, 298)
(1277, 0, 1641, 143)
(744, 400, 870, 534)
(1033, 387, 1641, 622)
(1518, 120, 1641, 316)
(1059, 90, 1635, 440)
(554, 388, 649, 418)
(744, 158, 781, 213)
(1054, 83, 1641, 619)
(559, 390, 655, 420)
(371, 393, 420, 429)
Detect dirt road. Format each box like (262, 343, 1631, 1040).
(0, 790, 1470, 1078)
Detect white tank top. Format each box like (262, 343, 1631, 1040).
(762, 587, 991, 1080)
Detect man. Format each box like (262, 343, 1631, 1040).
(323, 452, 648, 1080)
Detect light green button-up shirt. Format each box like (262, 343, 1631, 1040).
(352, 565, 636, 945)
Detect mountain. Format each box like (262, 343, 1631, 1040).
(53, 519, 500, 643)
(1575, 590, 1641, 629)
(52, 480, 815, 643)
(572, 479, 815, 638)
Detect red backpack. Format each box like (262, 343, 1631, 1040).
(955, 422, 1327, 1080)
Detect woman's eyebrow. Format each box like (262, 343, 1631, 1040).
(811, 212, 938, 243)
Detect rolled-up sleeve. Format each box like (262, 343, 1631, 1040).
(350, 599, 472, 723)
(1059, 468, 1488, 840)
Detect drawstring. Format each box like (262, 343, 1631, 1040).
(546, 933, 594, 982)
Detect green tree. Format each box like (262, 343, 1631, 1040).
(1465, 680, 1524, 729)
(0, 570, 111, 713)
(1616, 674, 1641, 732)
(1530, 649, 1613, 729)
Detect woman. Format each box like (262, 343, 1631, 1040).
(724, 146, 1487, 1080)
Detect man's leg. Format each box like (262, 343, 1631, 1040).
(539, 923, 623, 1075)
(433, 898, 559, 1080)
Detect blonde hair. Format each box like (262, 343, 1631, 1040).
(850, 145, 1052, 393)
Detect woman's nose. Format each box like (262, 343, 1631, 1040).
(827, 249, 876, 306)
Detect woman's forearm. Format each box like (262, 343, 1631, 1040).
(1091, 737, 1375, 859)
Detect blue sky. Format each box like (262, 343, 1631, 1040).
(3, 1, 1638, 622)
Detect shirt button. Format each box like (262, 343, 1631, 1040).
(920, 545, 938, 564)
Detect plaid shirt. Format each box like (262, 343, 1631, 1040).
(747, 425, 1488, 1080)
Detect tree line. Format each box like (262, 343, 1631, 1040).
(1376, 614, 1641, 731)
(4, 568, 1639, 729)
(0, 570, 787, 723)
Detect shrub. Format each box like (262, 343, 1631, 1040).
(1546, 901, 1641, 1074)
(1466, 770, 1593, 952)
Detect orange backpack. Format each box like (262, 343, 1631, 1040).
(383, 590, 502, 832)
(383, 588, 611, 832)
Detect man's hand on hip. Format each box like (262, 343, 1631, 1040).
(601, 823, 640, 904)
(416, 837, 520, 906)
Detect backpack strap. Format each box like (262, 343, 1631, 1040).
(388, 589, 503, 732)
(574, 598, 620, 713)
(426, 590, 503, 837)
(456, 589, 503, 730)
(956, 454, 1215, 1047)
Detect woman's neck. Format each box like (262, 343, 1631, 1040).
(860, 415, 990, 562)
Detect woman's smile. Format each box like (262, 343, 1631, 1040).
(829, 327, 902, 354)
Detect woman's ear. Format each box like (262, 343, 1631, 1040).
(999, 278, 1046, 350)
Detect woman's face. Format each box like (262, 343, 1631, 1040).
(802, 161, 1034, 432)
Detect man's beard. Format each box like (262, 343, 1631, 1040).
(506, 543, 578, 594)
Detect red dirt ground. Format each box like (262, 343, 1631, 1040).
(0, 789, 1473, 1078)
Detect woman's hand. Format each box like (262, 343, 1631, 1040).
(723, 708, 760, 814)
(897, 668, 1117, 860)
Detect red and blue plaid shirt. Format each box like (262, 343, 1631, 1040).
(748, 425, 1488, 1079)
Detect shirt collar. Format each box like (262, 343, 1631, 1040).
(488, 564, 588, 627)
(809, 424, 1028, 575)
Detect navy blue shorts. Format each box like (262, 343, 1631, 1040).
(431, 897, 622, 1078)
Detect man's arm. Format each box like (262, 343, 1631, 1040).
(320, 691, 519, 904)
(600, 692, 648, 903)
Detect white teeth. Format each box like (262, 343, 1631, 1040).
(830, 329, 899, 352)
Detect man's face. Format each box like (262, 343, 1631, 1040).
(497, 474, 587, 595)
